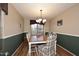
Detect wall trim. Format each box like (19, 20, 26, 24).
(54, 32, 79, 37)
(57, 44, 76, 56)
(2, 32, 24, 39)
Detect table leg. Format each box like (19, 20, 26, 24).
(28, 43, 31, 56)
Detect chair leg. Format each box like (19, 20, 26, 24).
(31, 45, 39, 56)
(35, 46, 38, 56)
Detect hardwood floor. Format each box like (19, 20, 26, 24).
(13, 39, 73, 56)
(13, 39, 29, 56)
(56, 45, 73, 56)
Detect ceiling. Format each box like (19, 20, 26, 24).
(12, 3, 76, 20)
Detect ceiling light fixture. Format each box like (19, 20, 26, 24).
(36, 10, 46, 24)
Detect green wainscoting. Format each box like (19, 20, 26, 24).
(0, 33, 25, 56)
(57, 34, 79, 56)
(0, 39, 2, 50)
(23, 32, 27, 38)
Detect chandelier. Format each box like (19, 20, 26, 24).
(36, 10, 46, 24)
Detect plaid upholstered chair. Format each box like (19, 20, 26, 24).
(38, 32, 57, 56)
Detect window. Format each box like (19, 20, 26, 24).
(31, 24, 37, 36)
(31, 24, 44, 36)
(37, 24, 44, 35)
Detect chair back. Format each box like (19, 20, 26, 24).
(38, 32, 57, 56)
(47, 32, 57, 45)
(47, 32, 57, 55)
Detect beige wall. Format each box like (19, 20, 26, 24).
(24, 19, 31, 33)
(3, 4, 24, 37)
(44, 20, 50, 33)
(50, 4, 79, 35)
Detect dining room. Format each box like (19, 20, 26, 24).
(0, 3, 79, 56)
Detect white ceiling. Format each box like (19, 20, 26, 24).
(12, 3, 76, 20)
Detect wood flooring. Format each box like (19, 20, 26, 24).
(13, 39, 74, 56)
(13, 39, 28, 56)
(56, 45, 73, 56)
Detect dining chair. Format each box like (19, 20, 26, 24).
(38, 32, 57, 56)
(31, 44, 38, 56)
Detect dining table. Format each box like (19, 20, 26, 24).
(27, 35, 48, 56)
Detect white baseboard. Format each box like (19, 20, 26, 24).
(57, 44, 76, 56)
(11, 42, 23, 56)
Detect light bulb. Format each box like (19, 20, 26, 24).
(42, 19, 46, 23)
(36, 19, 39, 23)
(39, 18, 42, 22)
